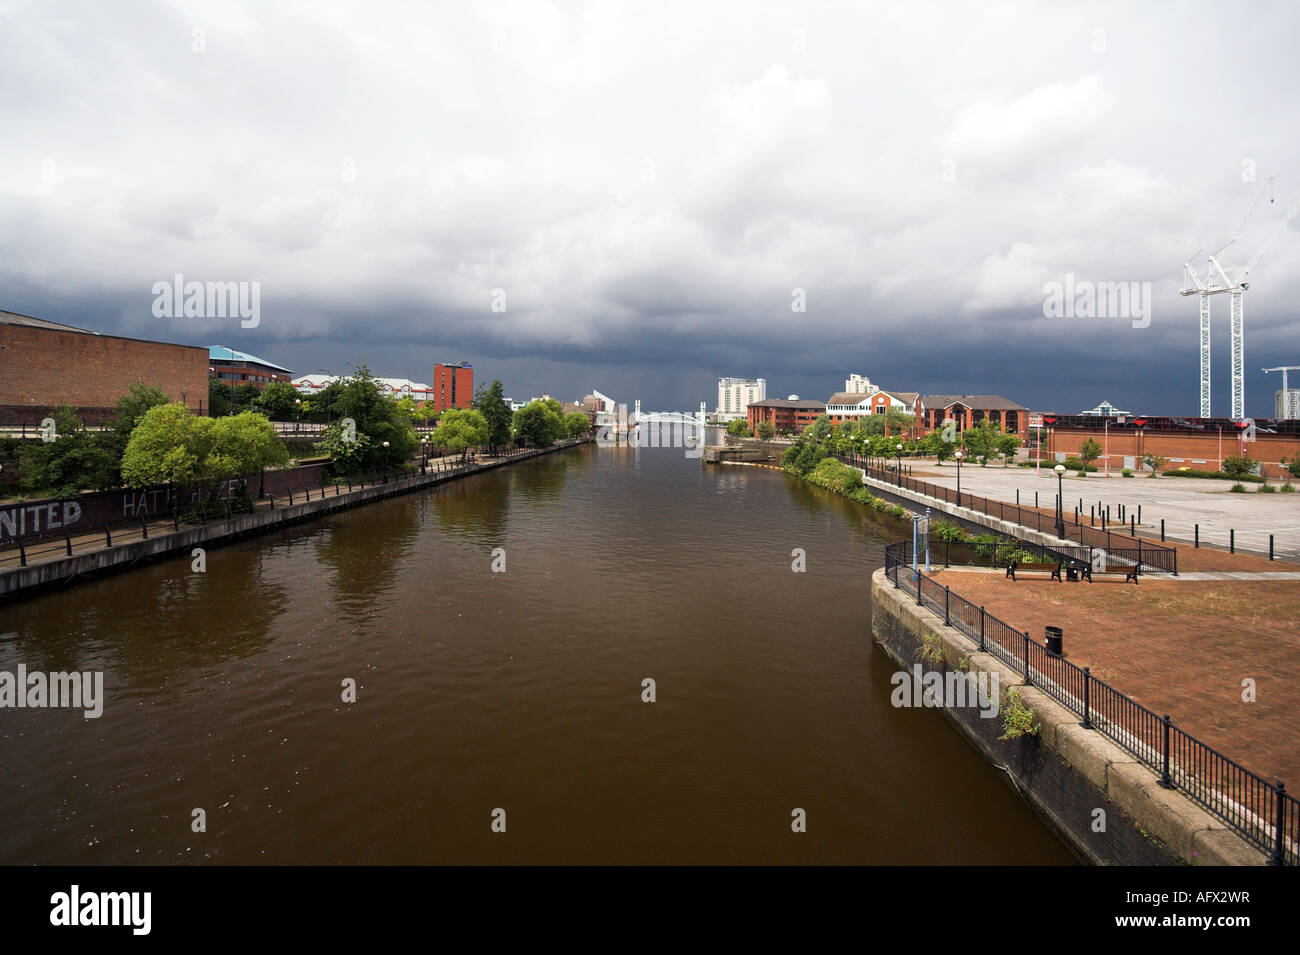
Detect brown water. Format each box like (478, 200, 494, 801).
(0, 443, 1074, 864)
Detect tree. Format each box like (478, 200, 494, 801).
(781, 437, 826, 476)
(97, 383, 171, 487)
(921, 429, 954, 464)
(727, 419, 752, 437)
(472, 379, 514, 451)
(994, 432, 1022, 467)
(807, 414, 832, 443)
(431, 408, 489, 462)
(18, 405, 116, 499)
(1285, 455, 1300, 479)
(255, 381, 301, 420)
(208, 378, 232, 417)
(959, 420, 998, 461)
(1142, 453, 1170, 475)
(1222, 454, 1255, 480)
(513, 400, 564, 447)
(1077, 438, 1103, 473)
(755, 420, 775, 440)
(313, 365, 417, 473)
(121, 405, 288, 497)
(563, 412, 591, 439)
(120, 403, 208, 491)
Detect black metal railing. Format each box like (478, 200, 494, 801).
(839, 454, 1177, 574)
(883, 540, 1295, 864)
(1, 440, 590, 569)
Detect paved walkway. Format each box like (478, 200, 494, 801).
(908, 459, 1300, 560)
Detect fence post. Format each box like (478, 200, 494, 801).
(1080, 668, 1093, 729)
(1270, 535, 1275, 561)
(1194, 524, 1199, 548)
(1138, 505, 1142, 525)
(1270, 782, 1287, 866)
(944, 587, 950, 626)
(16, 536, 26, 567)
(1130, 516, 1135, 535)
(173, 509, 180, 531)
(1230, 529, 1234, 554)
(944, 539, 950, 568)
(1022, 631, 1031, 685)
(1159, 715, 1172, 788)
(104, 524, 112, 547)
(63, 529, 73, 556)
(140, 514, 148, 539)
(979, 606, 986, 651)
(1161, 519, 1165, 542)
(268, 493, 275, 510)
(916, 571, 922, 607)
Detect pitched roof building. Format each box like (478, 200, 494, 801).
(920, 394, 1029, 438)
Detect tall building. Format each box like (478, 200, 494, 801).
(1276, 389, 1300, 420)
(716, 377, 766, 421)
(433, 362, 474, 412)
(844, 374, 879, 395)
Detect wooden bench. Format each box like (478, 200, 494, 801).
(1080, 565, 1139, 584)
(1005, 560, 1062, 582)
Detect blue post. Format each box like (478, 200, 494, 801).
(924, 507, 932, 573)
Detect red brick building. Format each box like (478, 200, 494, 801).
(920, 394, 1029, 440)
(0, 308, 208, 423)
(208, 346, 292, 389)
(433, 362, 474, 412)
(1040, 415, 1300, 479)
(747, 398, 825, 435)
(825, 390, 922, 431)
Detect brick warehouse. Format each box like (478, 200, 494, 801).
(0, 309, 209, 424)
(1039, 415, 1300, 479)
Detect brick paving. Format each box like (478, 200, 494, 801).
(929, 567, 1300, 787)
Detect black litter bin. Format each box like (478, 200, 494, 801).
(1045, 626, 1063, 656)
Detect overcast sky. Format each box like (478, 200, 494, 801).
(3, 0, 1299, 415)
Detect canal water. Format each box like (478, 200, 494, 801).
(1, 443, 1074, 864)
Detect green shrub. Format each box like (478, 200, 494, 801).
(1063, 457, 1098, 473)
(888, 504, 906, 518)
(1230, 483, 1246, 493)
(1258, 482, 1277, 493)
(1121, 467, 1134, 478)
(999, 687, 1039, 740)
(1281, 483, 1296, 493)
(1165, 467, 1264, 483)
(932, 521, 970, 542)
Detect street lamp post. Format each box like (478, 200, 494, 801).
(896, 443, 904, 486)
(955, 450, 963, 507)
(1055, 463, 1067, 538)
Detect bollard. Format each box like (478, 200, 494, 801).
(1270, 535, 1275, 561)
(1138, 504, 1142, 525)
(1035, 491, 1039, 507)
(1230, 529, 1235, 554)
(1194, 524, 1199, 548)
(1022, 631, 1032, 686)
(979, 606, 986, 650)
(1080, 668, 1093, 729)
(1130, 515, 1135, 535)
(1161, 518, 1165, 542)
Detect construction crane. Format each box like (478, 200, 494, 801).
(1182, 175, 1297, 420)
(1263, 365, 1300, 419)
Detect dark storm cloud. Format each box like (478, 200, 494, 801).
(2, 0, 1299, 414)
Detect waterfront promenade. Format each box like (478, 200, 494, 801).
(910, 461, 1300, 561)
(0, 441, 586, 595)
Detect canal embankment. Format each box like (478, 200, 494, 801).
(871, 567, 1275, 866)
(0, 439, 588, 598)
